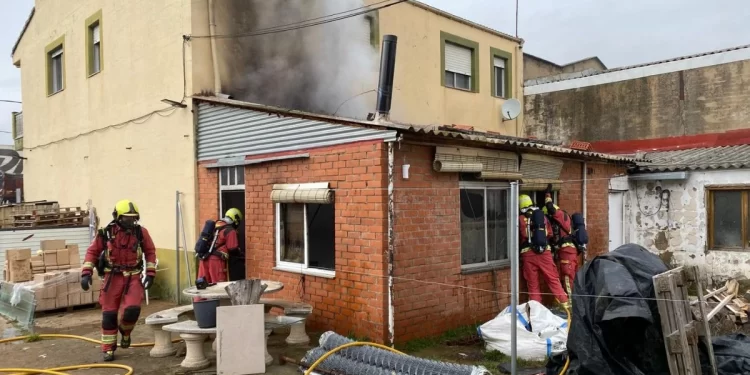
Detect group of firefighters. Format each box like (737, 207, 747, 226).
(82, 192, 582, 361)
(81, 200, 241, 361)
(518, 191, 586, 309)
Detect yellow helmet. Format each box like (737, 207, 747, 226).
(225, 208, 243, 225)
(519, 194, 533, 210)
(113, 199, 140, 220)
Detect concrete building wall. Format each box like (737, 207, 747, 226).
(627, 169, 750, 284)
(524, 55, 562, 81)
(560, 58, 606, 74)
(524, 59, 750, 144)
(12, 0, 198, 301)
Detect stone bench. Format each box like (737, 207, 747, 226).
(163, 320, 216, 370)
(260, 298, 313, 345)
(144, 305, 194, 358)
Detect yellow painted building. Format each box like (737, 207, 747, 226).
(12, 0, 523, 301)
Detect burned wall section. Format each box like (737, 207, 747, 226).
(524, 59, 750, 145)
(627, 169, 750, 284)
(212, 0, 379, 120)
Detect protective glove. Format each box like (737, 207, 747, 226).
(142, 275, 154, 290)
(81, 274, 92, 291)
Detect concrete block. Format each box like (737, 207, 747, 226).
(41, 240, 65, 251)
(217, 304, 265, 375)
(56, 249, 70, 266)
(66, 245, 81, 266)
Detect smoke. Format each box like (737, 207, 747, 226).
(221, 0, 380, 120)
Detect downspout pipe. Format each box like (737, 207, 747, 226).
(387, 140, 395, 347)
(208, 0, 222, 95)
(582, 162, 588, 220)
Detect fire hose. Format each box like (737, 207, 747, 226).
(0, 334, 182, 375)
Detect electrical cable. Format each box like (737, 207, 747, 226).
(0, 100, 22, 104)
(333, 89, 376, 116)
(192, 0, 408, 40)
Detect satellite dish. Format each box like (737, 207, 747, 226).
(501, 98, 521, 121)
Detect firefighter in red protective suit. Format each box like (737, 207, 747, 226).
(81, 199, 156, 362)
(197, 208, 242, 285)
(543, 193, 579, 297)
(518, 194, 569, 306)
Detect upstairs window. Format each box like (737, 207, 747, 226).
(491, 47, 513, 99)
(45, 36, 65, 96)
(493, 57, 506, 97)
(86, 11, 103, 76)
(441, 31, 479, 93)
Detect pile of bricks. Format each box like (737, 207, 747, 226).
(2, 240, 81, 283)
(32, 269, 101, 311)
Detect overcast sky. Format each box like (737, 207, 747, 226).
(1, 0, 748, 144)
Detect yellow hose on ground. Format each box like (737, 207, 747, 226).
(0, 334, 183, 374)
(558, 305, 572, 375)
(304, 342, 405, 375)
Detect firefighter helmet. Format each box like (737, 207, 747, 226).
(112, 199, 140, 220)
(542, 204, 560, 215)
(519, 195, 533, 210)
(225, 208, 243, 225)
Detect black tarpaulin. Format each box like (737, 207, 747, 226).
(562, 243, 671, 375)
(700, 334, 750, 374)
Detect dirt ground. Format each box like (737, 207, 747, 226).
(0, 299, 311, 375)
(0, 299, 545, 375)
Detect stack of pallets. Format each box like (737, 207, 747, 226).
(13, 207, 88, 228)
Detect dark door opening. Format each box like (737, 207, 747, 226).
(221, 190, 246, 281)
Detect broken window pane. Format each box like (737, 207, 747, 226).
(713, 191, 742, 248)
(306, 203, 335, 271)
(460, 188, 485, 265)
(280, 204, 305, 264)
(487, 189, 508, 261)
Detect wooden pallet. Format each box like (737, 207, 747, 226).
(653, 266, 717, 375)
(13, 207, 88, 228)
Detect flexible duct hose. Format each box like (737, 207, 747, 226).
(0, 334, 182, 374)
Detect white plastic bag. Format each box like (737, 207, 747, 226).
(478, 300, 568, 361)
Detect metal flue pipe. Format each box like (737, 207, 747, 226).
(375, 35, 398, 119)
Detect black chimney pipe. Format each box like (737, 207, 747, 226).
(375, 35, 398, 118)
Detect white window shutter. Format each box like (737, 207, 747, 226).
(494, 57, 505, 68)
(93, 25, 100, 44)
(445, 43, 472, 76)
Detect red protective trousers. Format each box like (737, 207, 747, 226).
(557, 245, 579, 296)
(99, 273, 145, 352)
(521, 250, 569, 304)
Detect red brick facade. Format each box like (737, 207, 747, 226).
(197, 141, 628, 343)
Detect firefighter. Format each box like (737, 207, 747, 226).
(543, 193, 579, 297)
(197, 208, 242, 285)
(80, 199, 156, 362)
(518, 194, 569, 306)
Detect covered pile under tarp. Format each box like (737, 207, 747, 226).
(562, 243, 671, 375)
(701, 334, 750, 374)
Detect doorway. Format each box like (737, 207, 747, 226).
(608, 191, 624, 251)
(219, 166, 246, 281)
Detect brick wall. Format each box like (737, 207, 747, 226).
(197, 140, 390, 343)
(392, 144, 510, 342)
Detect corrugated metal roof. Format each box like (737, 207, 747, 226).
(194, 96, 639, 164)
(525, 43, 750, 87)
(0, 226, 91, 266)
(635, 145, 750, 172)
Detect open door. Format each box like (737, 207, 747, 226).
(221, 190, 246, 281)
(608, 191, 624, 251)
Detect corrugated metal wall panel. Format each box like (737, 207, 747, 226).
(0, 226, 91, 266)
(196, 103, 397, 161)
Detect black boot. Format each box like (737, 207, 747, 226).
(120, 335, 131, 349)
(103, 350, 115, 362)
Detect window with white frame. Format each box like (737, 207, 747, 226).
(273, 183, 336, 277)
(444, 42, 473, 90)
(493, 57, 506, 98)
(48, 46, 64, 94)
(219, 166, 244, 189)
(460, 182, 510, 268)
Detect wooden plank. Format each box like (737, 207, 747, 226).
(691, 267, 718, 375)
(667, 273, 697, 375)
(654, 271, 680, 375)
(707, 294, 733, 321)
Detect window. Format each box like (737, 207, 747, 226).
(45, 36, 65, 96)
(219, 166, 244, 189)
(276, 203, 336, 277)
(460, 182, 510, 269)
(521, 191, 558, 207)
(86, 11, 103, 76)
(708, 189, 750, 250)
(490, 47, 513, 99)
(441, 31, 479, 93)
(363, 13, 379, 47)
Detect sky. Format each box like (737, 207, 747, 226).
(1, 0, 748, 144)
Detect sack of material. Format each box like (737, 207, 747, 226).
(478, 300, 568, 361)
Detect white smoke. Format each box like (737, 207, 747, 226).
(223, 0, 380, 120)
